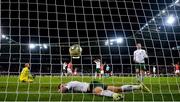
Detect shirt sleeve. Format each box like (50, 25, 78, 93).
(65, 81, 75, 89)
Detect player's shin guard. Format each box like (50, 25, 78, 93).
(120, 85, 141, 92)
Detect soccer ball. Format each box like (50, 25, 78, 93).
(112, 93, 124, 101)
(69, 44, 82, 59)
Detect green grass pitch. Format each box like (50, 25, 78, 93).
(0, 76, 180, 101)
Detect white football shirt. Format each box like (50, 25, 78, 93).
(95, 61, 100, 69)
(65, 81, 90, 92)
(153, 66, 156, 73)
(133, 49, 148, 63)
(63, 63, 67, 70)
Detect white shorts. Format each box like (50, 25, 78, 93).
(73, 72, 77, 75)
(175, 70, 180, 73)
(100, 70, 104, 74)
(67, 68, 72, 74)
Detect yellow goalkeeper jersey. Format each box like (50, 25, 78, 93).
(19, 67, 30, 81)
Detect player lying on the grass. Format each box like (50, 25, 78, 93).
(57, 81, 151, 100)
(19, 63, 34, 83)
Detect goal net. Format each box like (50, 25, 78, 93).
(0, 0, 180, 101)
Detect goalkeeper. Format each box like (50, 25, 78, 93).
(58, 80, 150, 100)
(19, 63, 34, 83)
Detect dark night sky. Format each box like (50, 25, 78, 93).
(0, 0, 180, 73)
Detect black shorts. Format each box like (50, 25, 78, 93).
(135, 63, 146, 70)
(105, 70, 111, 73)
(63, 69, 67, 73)
(88, 81, 107, 93)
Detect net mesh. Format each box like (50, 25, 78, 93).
(0, 0, 180, 101)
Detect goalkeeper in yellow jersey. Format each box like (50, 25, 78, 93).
(19, 63, 33, 83)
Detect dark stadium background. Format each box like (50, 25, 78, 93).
(0, 0, 179, 75)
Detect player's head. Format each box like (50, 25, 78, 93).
(25, 63, 30, 68)
(57, 84, 68, 93)
(136, 43, 142, 49)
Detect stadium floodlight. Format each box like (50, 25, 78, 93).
(166, 15, 175, 25)
(38, 44, 42, 46)
(110, 39, 115, 42)
(116, 37, 123, 43)
(175, 0, 179, 4)
(110, 42, 113, 45)
(43, 44, 48, 49)
(2, 34, 6, 39)
(29, 44, 36, 49)
(105, 40, 109, 45)
(162, 10, 166, 14)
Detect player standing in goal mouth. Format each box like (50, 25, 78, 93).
(94, 59, 101, 79)
(133, 43, 148, 82)
(57, 80, 150, 100)
(19, 63, 34, 83)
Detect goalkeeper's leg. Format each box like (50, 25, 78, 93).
(27, 79, 33, 83)
(20, 78, 33, 83)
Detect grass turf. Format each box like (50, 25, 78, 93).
(0, 76, 180, 101)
